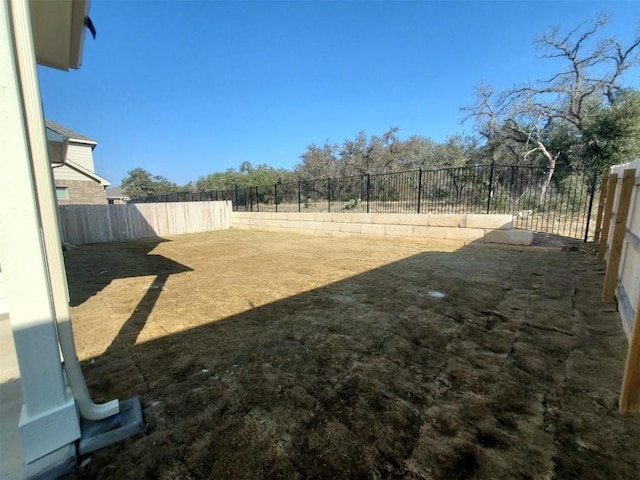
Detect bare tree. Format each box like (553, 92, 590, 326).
(463, 14, 640, 198)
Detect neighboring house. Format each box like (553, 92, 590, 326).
(105, 186, 130, 204)
(46, 120, 110, 204)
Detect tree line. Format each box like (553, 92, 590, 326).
(122, 15, 640, 199)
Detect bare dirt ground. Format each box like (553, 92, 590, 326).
(64, 230, 640, 479)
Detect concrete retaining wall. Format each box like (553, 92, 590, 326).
(231, 212, 534, 247)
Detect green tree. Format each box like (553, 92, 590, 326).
(396, 136, 441, 170)
(579, 89, 640, 172)
(195, 162, 293, 191)
(297, 129, 483, 178)
(121, 168, 179, 198)
(295, 141, 340, 179)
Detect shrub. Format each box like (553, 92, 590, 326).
(344, 197, 359, 210)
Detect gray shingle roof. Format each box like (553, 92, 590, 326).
(105, 186, 129, 198)
(45, 120, 96, 143)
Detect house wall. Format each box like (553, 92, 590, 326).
(66, 142, 95, 172)
(51, 142, 97, 183)
(0, 268, 7, 315)
(55, 179, 106, 205)
(52, 163, 90, 182)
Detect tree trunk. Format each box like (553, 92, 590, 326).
(537, 140, 558, 204)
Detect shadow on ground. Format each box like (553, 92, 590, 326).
(63, 238, 192, 307)
(63, 232, 640, 480)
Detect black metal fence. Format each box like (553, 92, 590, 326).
(131, 164, 600, 240)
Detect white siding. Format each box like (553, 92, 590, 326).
(52, 163, 90, 182)
(66, 142, 95, 172)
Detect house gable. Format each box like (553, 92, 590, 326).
(45, 120, 97, 146)
(46, 120, 110, 204)
(53, 159, 110, 186)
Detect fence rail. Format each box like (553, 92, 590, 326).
(132, 164, 600, 240)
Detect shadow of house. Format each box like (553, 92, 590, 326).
(64, 238, 192, 308)
(60, 233, 640, 480)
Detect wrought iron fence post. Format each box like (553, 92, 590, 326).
(486, 162, 495, 214)
(417, 168, 423, 214)
(275, 183, 278, 213)
(327, 178, 331, 213)
(298, 180, 302, 212)
(234, 184, 238, 211)
(366, 174, 370, 213)
(584, 169, 599, 243)
(255, 186, 260, 213)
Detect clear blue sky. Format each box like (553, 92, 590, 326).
(38, 1, 640, 187)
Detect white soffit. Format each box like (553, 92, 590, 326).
(29, 0, 90, 71)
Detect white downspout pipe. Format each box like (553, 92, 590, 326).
(9, 0, 118, 421)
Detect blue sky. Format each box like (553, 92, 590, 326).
(38, 1, 640, 186)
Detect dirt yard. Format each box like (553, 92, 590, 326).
(64, 230, 640, 479)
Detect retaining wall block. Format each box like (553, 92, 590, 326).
(321, 222, 342, 231)
(415, 226, 447, 239)
(338, 223, 363, 234)
(311, 213, 331, 222)
(483, 229, 534, 245)
(370, 213, 400, 224)
(384, 224, 415, 237)
(466, 214, 513, 230)
(361, 224, 387, 236)
(396, 214, 429, 226)
(344, 213, 368, 223)
(429, 214, 466, 227)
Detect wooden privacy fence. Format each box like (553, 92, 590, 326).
(594, 159, 640, 412)
(58, 201, 232, 245)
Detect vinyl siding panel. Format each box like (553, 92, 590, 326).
(66, 142, 95, 172)
(52, 163, 91, 182)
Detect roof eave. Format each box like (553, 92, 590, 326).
(29, 0, 91, 71)
(62, 159, 111, 186)
(69, 138, 98, 149)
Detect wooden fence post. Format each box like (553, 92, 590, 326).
(620, 293, 640, 413)
(593, 172, 609, 243)
(597, 173, 618, 263)
(602, 169, 635, 302)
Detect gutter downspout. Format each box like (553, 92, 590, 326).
(9, 0, 118, 421)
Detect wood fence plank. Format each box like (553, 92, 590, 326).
(57, 201, 231, 244)
(594, 172, 609, 243)
(620, 294, 640, 412)
(603, 169, 636, 302)
(597, 173, 619, 263)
